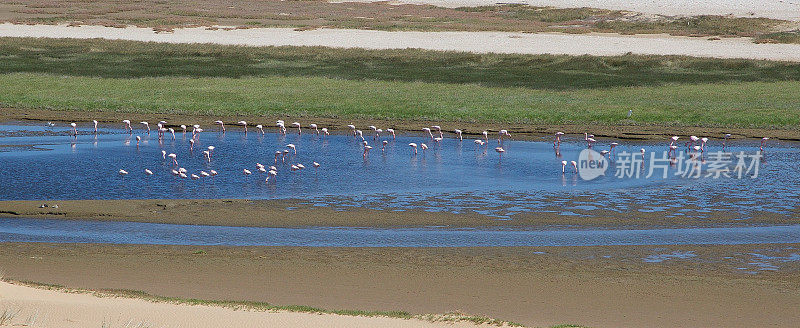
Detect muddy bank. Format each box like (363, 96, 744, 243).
(1, 198, 797, 229)
(3, 108, 798, 142)
(0, 242, 798, 328)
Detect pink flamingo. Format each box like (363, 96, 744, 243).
(670, 136, 679, 147)
(256, 125, 264, 134)
(431, 125, 443, 138)
(561, 160, 567, 174)
(363, 145, 373, 158)
(238, 121, 247, 134)
(386, 128, 396, 139)
(135, 136, 141, 146)
(409, 143, 418, 155)
(189, 139, 195, 151)
(609, 142, 619, 153)
(369, 126, 377, 139)
(207, 145, 215, 158)
(554, 132, 564, 146)
(118, 169, 128, 180)
(140, 122, 150, 135)
(356, 130, 364, 140)
(382, 140, 388, 151)
(70, 123, 77, 136)
(92, 120, 98, 134)
(700, 137, 708, 151)
(276, 121, 286, 135)
(168, 128, 175, 140)
(454, 129, 463, 141)
(313, 162, 320, 170)
(274, 151, 282, 164)
(420, 143, 429, 153)
(760, 137, 769, 151)
(180, 125, 186, 134)
(144, 169, 153, 176)
(723, 134, 731, 148)
(482, 131, 489, 144)
(422, 127, 433, 139)
(292, 122, 301, 134)
(570, 160, 578, 173)
(243, 169, 252, 175)
(214, 120, 225, 133)
(310, 124, 320, 135)
(321, 128, 329, 136)
(161, 150, 166, 160)
(495, 147, 505, 159)
(122, 120, 132, 133)
(286, 144, 296, 155)
(348, 125, 356, 136)
(168, 153, 177, 166)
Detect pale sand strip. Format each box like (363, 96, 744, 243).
(334, 0, 800, 21)
(0, 282, 501, 328)
(2, 23, 800, 61)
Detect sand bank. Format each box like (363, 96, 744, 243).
(0, 281, 505, 328)
(3, 23, 800, 61)
(336, 0, 800, 21)
(1, 197, 796, 229)
(1, 243, 798, 327)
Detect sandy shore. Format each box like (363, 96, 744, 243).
(337, 0, 800, 21)
(0, 281, 504, 328)
(1, 197, 797, 229)
(1, 243, 798, 328)
(3, 23, 800, 61)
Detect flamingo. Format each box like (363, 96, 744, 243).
(347, 124, 356, 136)
(92, 120, 98, 134)
(431, 125, 443, 138)
(700, 137, 709, 151)
(200, 171, 210, 178)
(368, 126, 377, 137)
(356, 130, 364, 141)
(140, 121, 150, 135)
(422, 127, 433, 139)
(161, 150, 166, 160)
(166, 128, 174, 140)
(296, 163, 305, 170)
(609, 142, 619, 153)
(292, 122, 301, 134)
(118, 169, 128, 179)
(640, 148, 646, 159)
(670, 136, 679, 147)
(723, 134, 731, 148)
(688, 135, 699, 148)
(243, 169, 252, 175)
(474, 139, 485, 150)
(256, 124, 264, 134)
(171, 169, 179, 177)
(203, 150, 211, 162)
(499, 130, 509, 143)
(321, 128, 329, 136)
(122, 120, 132, 133)
(376, 129, 383, 139)
(207, 145, 215, 158)
(386, 128, 396, 139)
(135, 136, 141, 146)
(168, 153, 178, 166)
(409, 143, 418, 155)
(482, 131, 489, 143)
(561, 160, 567, 174)
(495, 147, 505, 159)
(310, 123, 319, 135)
(454, 129, 463, 141)
(180, 125, 187, 134)
(210, 170, 218, 177)
(286, 144, 296, 155)
(274, 151, 282, 164)
(420, 143, 429, 153)
(214, 120, 225, 133)
(189, 139, 195, 151)
(570, 160, 578, 173)
(190, 174, 200, 180)
(179, 172, 188, 179)
(144, 169, 153, 176)
(276, 121, 286, 135)
(554, 132, 564, 146)
(586, 138, 596, 148)
(238, 121, 247, 134)
(382, 140, 388, 151)
(363, 145, 373, 158)
(70, 123, 77, 136)
(761, 137, 770, 151)
(313, 162, 320, 170)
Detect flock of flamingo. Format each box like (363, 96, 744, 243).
(58, 119, 770, 181)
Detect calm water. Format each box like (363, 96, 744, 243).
(1, 121, 799, 218)
(2, 218, 799, 247)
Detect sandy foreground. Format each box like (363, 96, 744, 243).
(1, 243, 799, 328)
(0, 281, 499, 328)
(3, 23, 800, 61)
(335, 0, 800, 21)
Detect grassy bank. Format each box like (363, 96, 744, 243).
(1, 1, 797, 43)
(0, 37, 799, 128)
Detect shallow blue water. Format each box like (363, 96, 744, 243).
(1, 121, 798, 219)
(1, 218, 799, 247)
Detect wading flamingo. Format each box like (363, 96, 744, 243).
(321, 128, 329, 136)
(310, 123, 319, 135)
(238, 121, 247, 134)
(348, 125, 356, 136)
(144, 169, 153, 176)
(409, 143, 418, 155)
(70, 123, 77, 136)
(482, 131, 489, 144)
(495, 146, 505, 159)
(256, 125, 264, 134)
(292, 122, 301, 134)
(140, 122, 150, 135)
(168, 153, 177, 166)
(118, 169, 128, 179)
(382, 140, 388, 151)
(454, 129, 463, 141)
(561, 160, 567, 174)
(723, 134, 731, 148)
(554, 132, 564, 146)
(363, 145, 373, 158)
(286, 144, 296, 155)
(122, 120, 132, 133)
(243, 169, 252, 175)
(760, 137, 769, 151)
(169, 128, 175, 140)
(92, 120, 98, 134)
(215, 120, 225, 133)
(386, 128, 396, 139)
(135, 136, 141, 146)
(570, 161, 578, 173)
